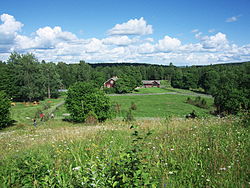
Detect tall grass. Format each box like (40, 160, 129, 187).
(0, 117, 249, 187)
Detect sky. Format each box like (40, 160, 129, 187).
(1, 0, 250, 66)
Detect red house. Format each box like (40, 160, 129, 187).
(104, 76, 118, 88)
(142, 80, 160, 88)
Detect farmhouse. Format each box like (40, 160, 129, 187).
(142, 80, 160, 88)
(104, 76, 118, 88)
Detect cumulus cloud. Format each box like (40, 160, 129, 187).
(102, 36, 135, 46)
(197, 32, 229, 50)
(15, 26, 78, 50)
(108, 17, 153, 35)
(0, 13, 250, 65)
(156, 36, 181, 52)
(137, 43, 155, 54)
(226, 15, 241, 23)
(0, 13, 23, 52)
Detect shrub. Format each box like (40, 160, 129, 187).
(114, 103, 121, 113)
(124, 109, 135, 122)
(85, 111, 98, 125)
(130, 102, 137, 110)
(0, 91, 11, 128)
(186, 96, 208, 109)
(65, 82, 112, 123)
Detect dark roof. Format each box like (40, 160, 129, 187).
(142, 80, 160, 85)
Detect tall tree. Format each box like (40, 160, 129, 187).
(40, 62, 62, 98)
(7, 52, 44, 101)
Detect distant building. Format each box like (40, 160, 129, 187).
(142, 80, 160, 88)
(104, 76, 118, 88)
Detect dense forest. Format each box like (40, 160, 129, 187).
(0, 52, 249, 115)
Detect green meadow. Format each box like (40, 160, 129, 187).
(1, 88, 249, 187)
(111, 94, 214, 118)
(1, 118, 249, 187)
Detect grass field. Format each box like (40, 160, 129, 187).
(111, 94, 214, 118)
(1, 88, 249, 187)
(0, 118, 249, 187)
(133, 87, 206, 95)
(53, 89, 214, 120)
(10, 97, 65, 125)
(133, 87, 171, 94)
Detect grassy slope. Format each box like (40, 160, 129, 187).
(10, 97, 65, 125)
(0, 118, 249, 187)
(111, 94, 214, 118)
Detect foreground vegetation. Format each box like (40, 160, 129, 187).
(0, 118, 249, 187)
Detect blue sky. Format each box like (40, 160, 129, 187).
(1, 0, 250, 65)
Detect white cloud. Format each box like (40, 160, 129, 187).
(84, 38, 106, 53)
(108, 17, 153, 35)
(0, 13, 23, 52)
(1, 13, 250, 65)
(191, 29, 199, 33)
(156, 36, 181, 52)
(102, 36, 135, 46)
(0, 14, 23, 36)
(198, 32, 229, 50)
(137, 43, 155, 54)
(226, 15, 241, 23)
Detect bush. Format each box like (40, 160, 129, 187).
(124, 109, 135, 122)
(0, 91, 11, 128)
(85, 111, 98, 125)
(130, 102, 137, 110)
(186, 96, 208, 109)
(65, 82, 112, 123)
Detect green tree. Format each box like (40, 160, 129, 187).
(7, 52, 44, 101)
(40, 62, 62, 98)
(115, 76, 135, 94)
(0, 91, 11, 128)
(65, 82, 111, 122)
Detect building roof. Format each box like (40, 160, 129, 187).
(104, 76, 118, 84)
(142, 80, 160, 85)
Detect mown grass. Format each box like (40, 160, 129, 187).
(111, 94, 214, 118)
(10, 97, 65, 125)
(0, 118, 249, 187)
(133, 87, 171, 94)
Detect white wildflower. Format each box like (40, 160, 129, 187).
(72, 166, 81, 171)
(219, 167, 226, 171)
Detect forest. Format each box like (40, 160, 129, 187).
(0, 52, 249, 116)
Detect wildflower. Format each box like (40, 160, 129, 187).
(219, 167, 226, 171)
(72, 166, 81, 171)
(206, 179, 210, 182)
(168, 171, 174, 175)
(170, 148, 174, 151)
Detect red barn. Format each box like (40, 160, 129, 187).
(104, 76, 118, 88)
(142, 80, 160, 88)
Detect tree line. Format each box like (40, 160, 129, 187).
(0, 52, 249, 116)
